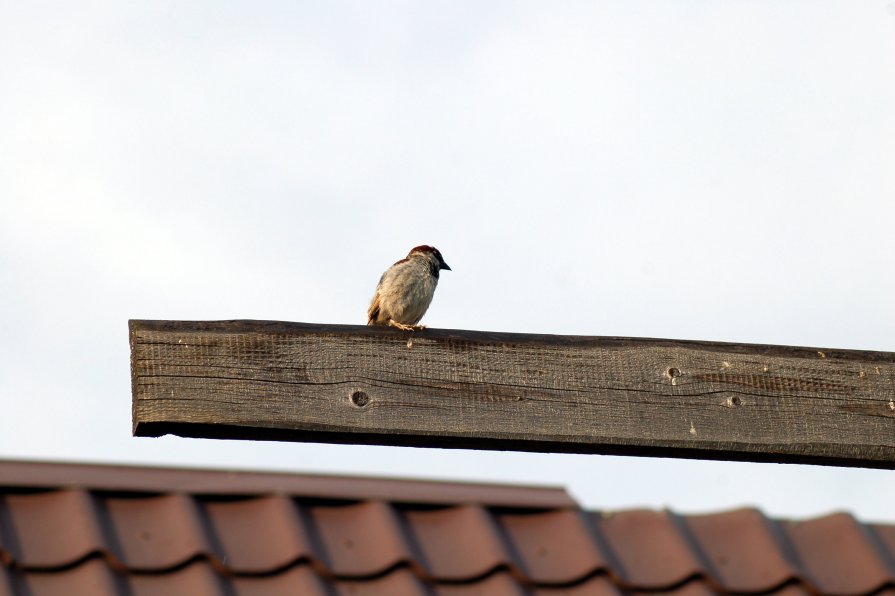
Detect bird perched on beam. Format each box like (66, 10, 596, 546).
(367, 245, 451, 331)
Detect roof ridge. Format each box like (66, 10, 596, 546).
(0, 459, 575, 508)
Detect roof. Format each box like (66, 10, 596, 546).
(0, 460, 893, 596)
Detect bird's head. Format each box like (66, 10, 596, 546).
(408, 245, 451, 272)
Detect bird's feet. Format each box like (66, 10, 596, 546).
(387, 320, 425, 331)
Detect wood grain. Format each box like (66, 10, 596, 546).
(130, 320, 895, 468)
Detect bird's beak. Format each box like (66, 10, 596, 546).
(441, 261, 452, 271)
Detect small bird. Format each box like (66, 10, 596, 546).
(367, 245, 451, 331)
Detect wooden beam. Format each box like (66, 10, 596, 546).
(130, 320, 895, 469)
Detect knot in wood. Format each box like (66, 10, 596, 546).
(350, 391, 370, 407)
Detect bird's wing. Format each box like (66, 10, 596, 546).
(367, 291, 381, 325)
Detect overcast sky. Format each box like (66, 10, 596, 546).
(1, 2, 894, 522)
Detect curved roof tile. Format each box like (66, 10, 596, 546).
(0, 460, 893, 595)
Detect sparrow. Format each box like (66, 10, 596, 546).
(367, 245, 451, 331)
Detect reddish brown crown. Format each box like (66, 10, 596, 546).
(407, 245, 451, 272)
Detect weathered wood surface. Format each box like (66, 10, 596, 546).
(130, 320, 895, 468)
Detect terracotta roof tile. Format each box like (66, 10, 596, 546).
(21, 558, 121, 596)
(202, 495, 314, 573)
(0, 489, 105, 568)
(628, 581, 716, 596)
(103, 493, 210, 570)
(405, 504, 511, 580)
(633, 580, 738, 596)
(499, 509, 608, 583)
(593, 509, 705, 588)
(532, 575, 623, 595)
(0, 460, 893, 596)
(683, 508, 797, 592)
(231, 566, 330, 596)
(128, 560, 224, 596)
(312, 500, 413, 576)
(435, 571, 528, 596)
(782, 512, 895, 594)
(334, 567, 429, 595)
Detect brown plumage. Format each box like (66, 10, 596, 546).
(367, 246, 451, 331)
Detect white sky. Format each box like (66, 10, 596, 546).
(1, 1, 894, 521)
